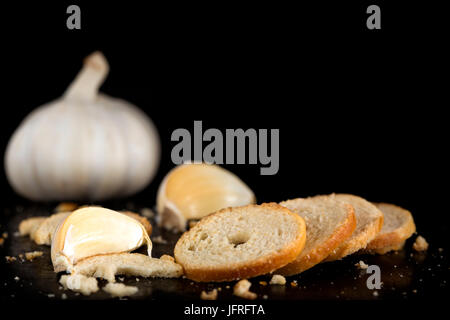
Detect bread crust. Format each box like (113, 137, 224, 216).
(363, 203, 416, 254)
(325, 194, 384, 261)
(174, 203, 306, 282)
(278, 204, 356, 275)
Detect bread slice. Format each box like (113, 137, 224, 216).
(363, 203, 416, 254)
(72, 253, 183, 282)
(174, 203, 306, 282)
(19, 211, 152, 245)
(277, 197, 356, 275)
(19, 217, 47, 238)
(325, 194, 384, 261)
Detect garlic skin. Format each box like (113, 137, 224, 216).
(51, 206, 152, 273)
(157, 163, 256, 231)
(4, 52, 160, 201)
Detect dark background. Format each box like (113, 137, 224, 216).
(0, 0, 448, 315)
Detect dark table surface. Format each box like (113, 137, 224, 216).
(1, 202, 449, 302)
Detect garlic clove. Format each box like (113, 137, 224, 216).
(51, 207, 151, 273)
(156, 163, 256, 231)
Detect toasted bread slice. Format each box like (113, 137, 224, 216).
(277, 197, 356, 275)
(19, 211, 152, 246)
(363, 203, 416, 254)
(32, 212, 70, 245)
(174, 203, 306, 282)
(72, 253, 183, 282)
(325, 194, 384, 261)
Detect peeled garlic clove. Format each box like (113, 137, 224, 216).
(51, 207, 151, 273)
(156, 163, 256, 231)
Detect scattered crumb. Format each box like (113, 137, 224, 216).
(0, 238, 4, 246)
(13, 231, 20, 237)
(61, 293, 67, 300)
(140, 208, 155, 218)
(270, 274, 286, 285)
(118, 277, 125, 282)
(226, 285, 230, 289)
(373, 291, 379, 297)
(263, 294, 268, 300)
(412, 289, 417, 293)
(438, 248, 443, 252)
(355, 260, 369, 269)
(200, 289, 218, 300)
(103, 283, 138, 298)
(189, 220, 199, 229)
(217, 287, 222, 291)
(2, 232, 8, 239)
(14, 276, 20, 281)
(233, 279, 257, 300)
(55, 202, 78, 212)
(25, 251, 44, 261)
(290, 280, 298, 287)
(413, 236, 429, 251)
(259, 281, 267, 286)
(48, 294, 55, 298)
(60, 274, 99, 296)
(136, 278, 140, 282)
(152, 235, 168, 244)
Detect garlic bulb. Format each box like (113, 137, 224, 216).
(51, 206, 152, 273)
(157, 163, 256, 231)
(4, 52, 160, 201)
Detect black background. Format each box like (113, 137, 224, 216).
(0, 0, 448, 316)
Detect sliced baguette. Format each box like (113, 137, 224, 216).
(363, 203, 416, 254)
(72, 253, 183, 282)
(325, 194, 384, 261)
(19, 211, 152, 246)
(277, 197, 356, 275)
(174, 203, 307, 282)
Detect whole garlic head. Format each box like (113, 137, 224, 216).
(4, 52, 160, 201)
(51, 206, 152, 273)
(157, 163, 256, 232)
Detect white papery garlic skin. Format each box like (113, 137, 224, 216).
(4, 52, 160, 201)
(51, 207, 152, 273)
(157, 163, 256, 231)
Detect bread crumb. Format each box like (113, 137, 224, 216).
(373, 291, 379, 297)
(263, 294, 268, 299)
(413, 236, 429, 251)
(270, 274, 286, 285)
(0, 238, 5, 246)
(152, 235, 168, 244)
(14, 276, 20, 281)
(290, 280, 298, 287)
(200, 289, 218, 300)
(226, 285, 230, 289)
(48, 294, 55, 298)
(2, 232, 8, 239)
(233, 279, 257, 300)
(355, 260, 369, 269)
(55, 202, 78, 212)
(60, 274, 99, 296)
(118, 277, 125, 282)
(189, 220, 199, 229)
(25, 251, 43, 261)
(140, 208, 155, 218)
(103, 283, 138, 298)
(259, 281, 267, 286)
(438, 248, 443, 252)
(61, 293, 67, 299)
